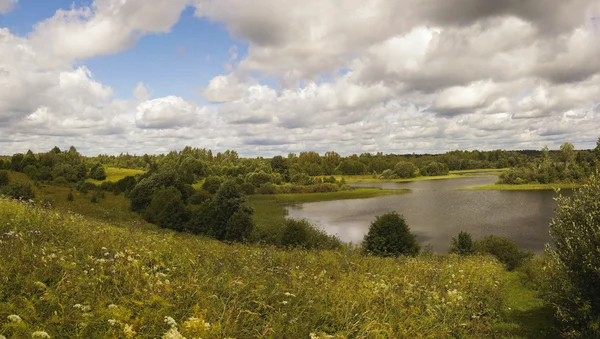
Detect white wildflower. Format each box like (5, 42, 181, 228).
(32, 331, 51, 339)
(0, 335, 6, 339)
(107, 304, 118, 309)
(7, 314, 22, 323)
(108, 319, 119, 326)
(162, 327, 185, 339)
(164, 316, 177, 328)
(73, 304, 82, 309)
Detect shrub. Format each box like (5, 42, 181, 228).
(449, 231, 475, 255)
(258, 183, 277, 194)
(89, 163, 106, 180)
(209, 181, 255, 242)
(543, 173, 600, 337)
(280, 219, 342, 250)
(189, 189, 212, 205)
(143, 186, 189, 231)
(240, 182, 256, 195)
(1, 180, 35, 200)
(0, 170, 8, 187)
(363, 212, 420, 257)
(474, 235, 532, 271)
(394, 162, 418, 178)
(67, 191, 74, 202)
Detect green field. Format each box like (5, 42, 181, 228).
(460, 183, 581, 191)
(86, 167, 144, 184)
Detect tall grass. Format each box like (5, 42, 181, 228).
(0, 198, 507, 338)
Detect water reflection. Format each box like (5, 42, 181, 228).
(287, 176, 570, 253)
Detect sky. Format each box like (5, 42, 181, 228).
(1, 0, 600, 156)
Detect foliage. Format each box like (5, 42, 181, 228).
(0, 198, 507, 338)
(449, 231, 475, 255)
(90, 163, 107, 181)
(143, 186, 190, 231)
(394, 161, 419, 178)
(209, 181, 254, 241)
(280, 219, 342, 250)
(202, 176, 222, 194)
(543, 173, 600, 337)
(0, 170, 8, 187)
(129, 171, 184, 212)
(363, 212, 420, 257)
(474, 235, 532, 271)
(0, 180, 35, 200)
(188, 189, 212, 205)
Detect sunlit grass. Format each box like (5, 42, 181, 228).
(0, 198, 509, 338)
(86, 167, 144, 184)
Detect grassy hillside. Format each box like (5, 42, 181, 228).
(0, 198, 508, 338)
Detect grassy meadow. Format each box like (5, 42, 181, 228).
(86, 168, 144, 185)
(0, 197, 521, 338)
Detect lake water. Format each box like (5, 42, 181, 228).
(286, 176, 570, 253)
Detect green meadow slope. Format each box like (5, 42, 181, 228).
(0, 198, 510, 338)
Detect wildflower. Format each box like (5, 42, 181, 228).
(7, 314, 22, 323)
(107, 304, 118, 309)
(123, 324, 136, 339)
(32, 331, 51, 339)
(73, 304, 82, 309)
(284, 292, 296, 297)
(0, 335, 6, 339)
(108, 319, 119, 326)
(162, 327, 185, 339)
(281, 301, 288, 305)
(164, 316, 177, 328)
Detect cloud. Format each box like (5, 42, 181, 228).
(0, 0, 16, 14)
(135, 96, 208, 129)
(29, 0, 189, 60)
(133, 82, 150, 101)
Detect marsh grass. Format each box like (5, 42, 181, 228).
(0, 198, 508, 338)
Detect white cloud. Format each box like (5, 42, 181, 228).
(135, 96, 207, 129)
(133, 82, 150, 101)
(0, 0, 16, 14)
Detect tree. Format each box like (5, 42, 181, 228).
(560, 142, 575, 167)
(544, 172, 600, 336)
(394, 161, 418, 178)
(449, 231, 474, 255)
(89, 163, 107, 180)
(202, 176, 222, 194)
(363, 212, 420, 257)
(143, 186, 189, 231)
(595, 137, 600, 165)
(1, 181, 35, 200)
(129, 171, 183, 212)
(209, 181, 254, 241)
(475, 235, 531, 271)
(271, 156, 289, 175)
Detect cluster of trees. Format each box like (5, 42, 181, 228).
(0, 147, 106, 185)
(498, 141, 600, 185)
(0, 171, 35, 201)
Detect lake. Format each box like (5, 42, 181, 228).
(286, 176, 570, 253)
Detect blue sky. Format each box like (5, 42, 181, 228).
(1, 0, 246, 102)
(0, 0, 599, 156)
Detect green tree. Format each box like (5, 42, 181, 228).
(544, 172, 600, 336)
(143, 186, 189, 231)
(449, 231, 474, 255)
(560, 142, 575, 167)
(1, 181, 35, 200)
(271, 156, 289, 175)
(90, 163, 107, 180)
(363, 212, 420, 257)
(202, 176, 222, 194)
(394, 161, 418, 178)
(209, 181, 254, 241)
(475, 235, 531, 271)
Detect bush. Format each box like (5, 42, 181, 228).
(0, 170, 8, 187)
(143, 186, 189, 231)
(474, 235, 532, 271)
(1, 180, 35, 200)
(280, 219, 342, 250)
(189, 189, 212, 205)
(67, 191, 74, 202)
(363, 212, 420, 257)
(258, 183, 277, 195)
(449, 231, 475, 255)
(209, 181, 255, 242)
(394, 162, 418, 178)
(543, 173, 600, 337)
(89, 163, 106, 180)
(240, 182, 256, 195)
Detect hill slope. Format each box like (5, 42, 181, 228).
(0, 198, 507, 338)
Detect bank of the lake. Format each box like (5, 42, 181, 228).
(461, 183, 582, 191)
(330, 168, 507, 184)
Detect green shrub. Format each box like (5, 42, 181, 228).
(449, 231, 475, 255)
(240, 182, 256, 195)
(474, 235, 532, 271)
(143, 186, 189, 231)
(189, 189, 212, 205)
(67, 191, 74, 202)
(258, 183, 277, 194)
(280, 219, 342, 250)
(363, 212, 420, 257)
(89, 163, 106, 180)
(1, 180, 35, 200)
(543, 173, 600, 337)
(0, 170, 8, 186)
